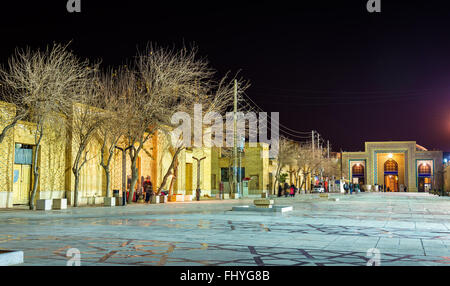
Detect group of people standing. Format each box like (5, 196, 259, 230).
(277, 182, 298, 197)
(375, 184, 407, 192)
(343, 182, 361, 194)
(127, 175, 155, 203)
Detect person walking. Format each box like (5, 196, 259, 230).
(278, 184, 283, 197)
(349, 183, 354, 195)
(290, 184, 295, 197)
(143, 176, 154, 204)
(284, 182, 290, 197)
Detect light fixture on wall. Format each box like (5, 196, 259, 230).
(388, 153, 393, 159)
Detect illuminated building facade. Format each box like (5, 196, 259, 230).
(342, 142, 443, 192)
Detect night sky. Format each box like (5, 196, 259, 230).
(1, 1, 449, 152)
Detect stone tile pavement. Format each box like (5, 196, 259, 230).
(0, 193, 448, 266)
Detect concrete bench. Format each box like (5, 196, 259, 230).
(104, 197, 115, 207)
(52, 198, 67, 210)
(254, 199, 274, 208)
(36, 199, 52, 211)
(151, 196, 160, 204)
(175, 195, 185, 202)
(160, 195, 168, 203)
(0, 250, 24, 266)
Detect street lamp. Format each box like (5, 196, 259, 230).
(193, 156, 206, 201)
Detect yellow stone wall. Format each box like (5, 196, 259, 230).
(0, 101, 67, 207)
(211, 143, 270, 195)
(35, 116, 66, 200)
(1, 99, 289, 206)
(0, 102, 16, 207)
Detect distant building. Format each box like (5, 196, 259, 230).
(342, 142, 443, 192)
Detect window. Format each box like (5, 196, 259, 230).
(221, 168, 229, 182)
(211, 174, 217, 189)
(220, 167, 245, 182)
(14, 144, 33, 165)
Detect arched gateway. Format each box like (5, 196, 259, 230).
(384, 159, 399, 192)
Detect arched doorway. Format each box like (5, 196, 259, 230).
(384, 159, 399, 192)
(418, 163, 432, 192)
(352, 164, 365, 185)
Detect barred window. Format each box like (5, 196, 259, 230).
(418, 163, 431, 175)
(384, 159, 398, 172)
(352, 164, 364, 175)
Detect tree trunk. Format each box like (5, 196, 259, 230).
(29, 122, 43, 210)
(168, 159, 179, 196)
(29, 143, 40, 210)
(157, 147, 182, 195)
(74, 172, 80, 207)
(105, 169, 111, 198)
(273, 166, 281, 195)
(128, 154, 138, 204)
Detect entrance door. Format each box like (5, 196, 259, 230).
(185, 163, 193, 195)
(418, 177, 432, 192)
(13, 164, 31, 205)
(384, 175, 398, 192)
(250, 175, 259, 192)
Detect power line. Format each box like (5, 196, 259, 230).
(242, 92, 313, 135)
(239, 89, 334, 150)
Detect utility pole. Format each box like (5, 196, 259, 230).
(312, 130, 315, 155)
(327, 140, 330, 159)
(238, 140, 242, 198)
(317, 132, 320, 152)
(238, 135, 245, 197)
(233, 79, 238, 198)
(193, 156, 206, 201)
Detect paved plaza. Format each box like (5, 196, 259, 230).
(0, 193, 449, 266)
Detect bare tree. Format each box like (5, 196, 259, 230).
(69, 72, 104, 207)
(217, 147, 237, 196)
(293, 142, 325, 192)
(156, 76, 249, 195)
(97, 68, 129, 198)
(0, 43, 92, 209)
(0, 86, 28, 144)
(272, 138, 297, 194)
(121, 44, 245, 202)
